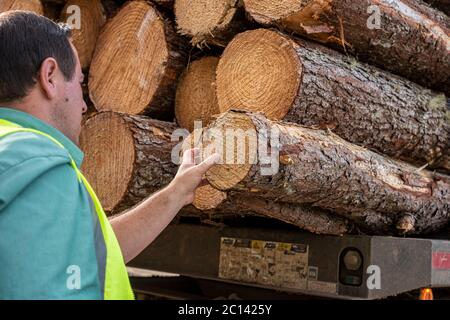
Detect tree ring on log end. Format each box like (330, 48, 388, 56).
(243, 0, 307, 24)
(175, 57, 220, 132)
(175, 0, 237, 41)
(193, 185, 227, 210)
(204, 112, 256, 190)
(80, 112, 135, 212)
(88, 1, 169, 115)
(217, 29, 302, 120)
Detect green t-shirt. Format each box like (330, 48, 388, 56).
(0, 107, 104, 299)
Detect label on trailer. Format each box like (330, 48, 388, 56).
(218, 237, 309, 290)
(432, 252, 450, 270)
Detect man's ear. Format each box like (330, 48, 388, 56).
(38, 57, 59, 100)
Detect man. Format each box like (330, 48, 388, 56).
(0, 11, 218, 299)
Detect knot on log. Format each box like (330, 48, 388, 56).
(396, 214, 416, 234)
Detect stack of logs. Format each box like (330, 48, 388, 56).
(3, 0, 448, 236)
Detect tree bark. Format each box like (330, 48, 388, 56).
(201, 110, 450, 235)
(243, 0, 450, 95)
(89, 0, 188, 120)
(185, 186, 352, 235)
(217, 29, 450, 173)
(174, 0, 250, 47)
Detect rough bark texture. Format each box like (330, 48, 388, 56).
(423, 0, 450, 16)
(243, 0, 450, 94)
(184, 192, 352, 235)
(286, 35, 450, 173)
(114, 115, 179, 213)
(217, 29, 450, 173)
(204, 110, 450, 235)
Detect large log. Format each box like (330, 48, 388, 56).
(243, 0, 450, 95)
(175, 56, 220, 131)
(174, 0, 249, 47)
(199, 110, 450, 235)
(61, 0, 106, 69)
(80, 111, 179, 214)
(183, 130, 352, 235)
(216, 29, 450, 173)
(88, 0, 188, 119)
(0, 0, 44, 14)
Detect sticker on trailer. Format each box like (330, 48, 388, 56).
(218, 237, 309, 290)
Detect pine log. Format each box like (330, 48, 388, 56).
(243, 0, 450, 94)
(217, 29, 450, 173)
(424, 0, 450, 16)
(0, 0, 44, 14)
(199, 110, 450, 235)
(80, 111, 179, 214)
(61, 0, 106, 69)
(174, 0, 249, 47)
(88, 0, 188, 119)
(175, 56, 220, 132)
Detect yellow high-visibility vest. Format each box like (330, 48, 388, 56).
(0, 119, 134, 300)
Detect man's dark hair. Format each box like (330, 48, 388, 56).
(0, 11, 76, 103)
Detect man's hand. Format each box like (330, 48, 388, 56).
(169, 148, 220, 207)
(110, 148, 220, 263)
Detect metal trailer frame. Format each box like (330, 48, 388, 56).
(128, 223, 450, 299)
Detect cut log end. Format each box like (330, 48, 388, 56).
(193, 185, 227, 210)
(175, 0, 241, 46)
(0, 0, 44, 15)
(203, 112, 256, 191)
(243, 0, 307, 24)
(217, 29, 302, 120)
(80, 112, 135, 212)
(61, 0, 106, 69)
(89, 1, 185, 117)
(175, 56, 220, 132)
(89, 1, 166, 114)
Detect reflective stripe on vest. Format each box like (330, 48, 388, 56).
(0, 119, 134, 300)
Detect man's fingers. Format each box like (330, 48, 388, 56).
(182, 148, 200, 165)
(196, 153, 220, 174)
